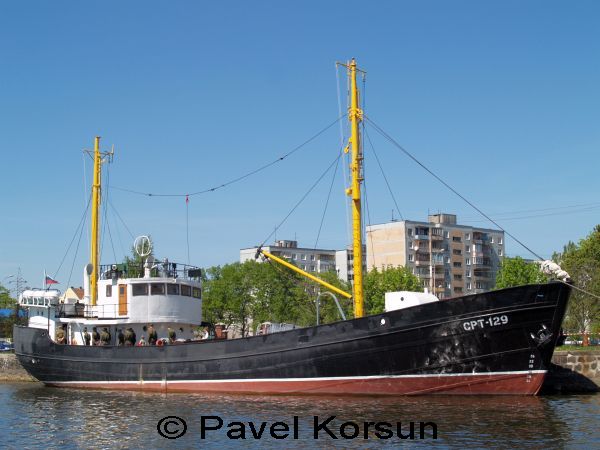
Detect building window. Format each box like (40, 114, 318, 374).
(132, 284, 148, 296)
(453, 262, 462, 268)
(465, 233, 470, 240)
(453, 274, 463, 281)
(445, 256, 450, 263)
(499, 248, 503, 256)
(167, 284, 180, 295)
(446, 282, 451, 289)
(499, 237, 503, 244)
(467, 282, 472, 290)
(106, 285, 112, 297)
(292, 254, 297, 260)
(408, 254, 414, 262)
(310, 255, 316, 261)
(454, 287, 463, 293)
(453, 249, 462, 255)
(445, 231, 450, 238)
(452, 236, 461, 242)
(301, 254, 307, 261)
(408, 228, 413, 236)
(181, 284, 192, 296)
(192, 287, 202, 298)
(466, 245, 470, 253)
(310, 265, 316, 272)
(466, 269, 471, 277)
(151, 283, 165, 295)
(466, 258, 471, 265)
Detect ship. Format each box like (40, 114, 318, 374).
(14, 59, 572, 395)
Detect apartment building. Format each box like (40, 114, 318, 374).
(240, 240, 338, 274)
(366, 213, 504, 298)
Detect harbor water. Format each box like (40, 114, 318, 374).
(1, 382, 598, 448)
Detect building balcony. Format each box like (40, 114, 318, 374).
(414, 260, 430, 266)
(414, 234, 429, 240)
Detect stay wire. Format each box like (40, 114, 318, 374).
(110, 115, 345, 198)
(364, 116, 545, 261)
(108, 200, 135, 240)
(364, 127, 404, 220)
(313, 145, 343, 250)
(52, 193, 92, 281)
(66, 203, 89, 288)
(260, 152, 343, 248)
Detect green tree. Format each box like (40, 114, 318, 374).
(364, 266, 422, 315)
(0, 283, 16, 308)
(0, 283, 23, 339)
(554, 225, 600, 336)
(494, 256, 547, 289)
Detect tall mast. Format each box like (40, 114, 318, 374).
(348, 58, 365, 318)
(90, 136, 102, 306)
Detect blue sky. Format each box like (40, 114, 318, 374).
(1, 1, 599, 292)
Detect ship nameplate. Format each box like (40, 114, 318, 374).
(462, 315, 508, 331)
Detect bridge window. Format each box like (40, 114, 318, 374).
(151, 283, 165, 295)
(192, 287, 201, 298)
(167, 284, 180, 295)
(132, 284, 148, 296)
(106, 285, 112, 297)
(181, 284, 192, 296)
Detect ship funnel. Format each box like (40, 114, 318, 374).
(83, 263, 93, 302)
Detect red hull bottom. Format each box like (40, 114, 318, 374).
(45, 371, 547, 396)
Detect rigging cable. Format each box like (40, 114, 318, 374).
(363, 127, 404, 220)
(66, 198, 90, 289)
(109, 116, 345, 198)
(186, 195, 190, 265)
(260, 152, 343, 247)
(52, 193, 92, 282)
(336, 63, 352, 247)
(364, 115, 545, 262)
(313, 145, 343, 250)
(108, 199, 136, 240)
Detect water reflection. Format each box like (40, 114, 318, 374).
(2, 383, 598, 449)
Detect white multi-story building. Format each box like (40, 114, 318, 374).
(366, 213, 504, 298)
(240, 240, 338, 274)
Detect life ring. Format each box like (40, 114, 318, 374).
(157, 339, 164, 347)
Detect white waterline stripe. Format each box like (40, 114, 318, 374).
(47, 370, 546, 385)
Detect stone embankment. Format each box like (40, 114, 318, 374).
(543, 350, 600, 394)
(1, 351, 599, 392)
(0, 353, 34, 381)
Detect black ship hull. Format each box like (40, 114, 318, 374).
(14, 282, 570, 395)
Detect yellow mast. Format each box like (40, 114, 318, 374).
(89, 136, 112, 306)
(90, 136, 102, 306)
(347, 58, 365, 318)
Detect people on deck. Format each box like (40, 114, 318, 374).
(92, 327, 100, 346)
(117, 329, 125, 346)
(147, 324, 157, 345)
(168, 327, 176, 344)
(56, 329, 66, 345)
(100, 327, 111, 346)
(83, 327, 91, 346)
(137, 336, 147, 346)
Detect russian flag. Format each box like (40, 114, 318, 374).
(45, 275, 59, 285)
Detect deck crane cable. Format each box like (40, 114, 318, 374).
(260, 152, 343, 248)
(364, 115, 545, 262)
(365, 117, 600, 302)
(52, 192, 92, 283)
(313, 146, 343, 250)
(363, 127, 404, 221)
(109, 116, 345, 198)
